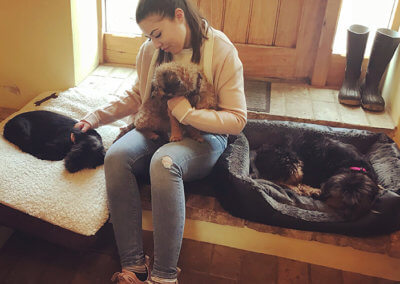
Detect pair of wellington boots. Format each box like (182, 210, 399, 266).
(338, 25, 400, 112)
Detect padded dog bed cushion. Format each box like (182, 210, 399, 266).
(0, 88, 128, 236)
(214, 119, 400, 236)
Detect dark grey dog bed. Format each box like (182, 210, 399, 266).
(214, 119, 400, 236)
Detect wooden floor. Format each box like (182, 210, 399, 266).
(0, 228, 397, 284)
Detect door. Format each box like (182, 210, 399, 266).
(196, 0, 341, 84)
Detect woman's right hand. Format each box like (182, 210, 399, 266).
(74, 120, 92, 133)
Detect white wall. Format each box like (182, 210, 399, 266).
(0, 0, 100, 109)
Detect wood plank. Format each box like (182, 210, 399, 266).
(70, 253, 120, 283)
(326, 54, 368, 88)
(395, 118, 400, 146)
(248, 0, 279, 45)
(391, 0, 400, 31)
(188, 0, 199, 6)
(0, 107, 17, 121)
(0, 233, 26, 280)
(274, 0, 304, 48)
(1, 233, 56, 283)
(223, 0, 251, 43)
(278, 257, 310, 284)
(98, 0, 105, 64)
(310, 264, 343, 284)
(103, 33, 146, 66)
(311, 0, 342, 87)
(198, 0, 225, 31)
(294, 0, 328, 78)
(235, 44, 296, 78)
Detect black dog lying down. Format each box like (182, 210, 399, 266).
(251, 133, 381, 220)
(3, 110, 105, 173)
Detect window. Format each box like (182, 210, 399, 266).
(105, 0, 141, 36)
(333, 0, 398, 56)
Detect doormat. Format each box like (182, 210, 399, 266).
(244, 80, 271, 113)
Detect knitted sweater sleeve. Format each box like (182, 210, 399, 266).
(170, 44, 247, 135)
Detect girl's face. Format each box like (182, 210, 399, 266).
(138, 8, 191, 54)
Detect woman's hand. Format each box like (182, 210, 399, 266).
(74, 120, 92, 133)
(167, 96, 187, 111)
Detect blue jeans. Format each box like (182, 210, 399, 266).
(105, 128, 228, 279)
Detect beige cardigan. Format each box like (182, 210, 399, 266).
(83, 27, 247, 135)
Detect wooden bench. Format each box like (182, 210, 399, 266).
(139, 182, 400, 281)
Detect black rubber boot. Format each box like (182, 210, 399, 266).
(338, 25, 369, 106)
(360, 28, 400, 112)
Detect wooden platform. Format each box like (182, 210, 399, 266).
(0, 227, 397, 284)
(0, 65, 399, 283)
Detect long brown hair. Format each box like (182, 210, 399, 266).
(136, 0, 208, 65)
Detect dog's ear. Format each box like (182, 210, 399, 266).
(70, 133, 76, 143)
(64, 143, 86, 173)
(64, 143, 105, 173)
(197, 72, 202, 85)
(150, 83, 156, 97)
(163, 71, 181, 93)
(70, 128, 86, 143)
(64, 135, 105, 173)
(150, 84, 163, 99)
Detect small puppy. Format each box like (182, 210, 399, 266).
(251, 133, 380, 220)
(3, 110, 105, 173)
(115, 62, 217, 142)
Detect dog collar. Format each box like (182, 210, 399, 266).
(349, 167, 367, 173)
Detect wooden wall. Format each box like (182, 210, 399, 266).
(104, 0, 345, 87)
(193, 0, 342, 85)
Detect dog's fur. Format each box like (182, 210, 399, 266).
(115, 62, 217, 142)
(251, 133, 380, 220)
(3, 110, 105, 173)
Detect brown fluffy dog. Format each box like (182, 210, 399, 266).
(115, 62, 217, 142)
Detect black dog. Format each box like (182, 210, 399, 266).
(251, 133, 380, 220)
(3, 110, 105, 173)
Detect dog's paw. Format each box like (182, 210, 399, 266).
(148, 132, 160, 140)
(193, 136, 204, 143)
(169, 134, 183, 142)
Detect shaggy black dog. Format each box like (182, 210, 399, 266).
(3, 110, 105, 173)
(251, 133, 380, 220)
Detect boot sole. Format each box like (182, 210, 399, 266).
(339, 98, 361, 106)
(361, 103, 384, 112)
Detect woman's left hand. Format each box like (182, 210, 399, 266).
(167, 96, 187, 111)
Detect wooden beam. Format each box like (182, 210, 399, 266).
(294, 0, 327, 79)
(103, 33, 146, 65)
(235, 44, 296, 78)
(391, 0, 400, 31)
(223, 0, 251, 43)
(197, 0, 225, 31)
(248, 0, 279, 45)
(274, 0, 304, 48)
(311, 0, 342, 87)
(395, 118, 400, 147)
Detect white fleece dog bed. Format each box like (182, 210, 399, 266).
(0, 87, 128, 236)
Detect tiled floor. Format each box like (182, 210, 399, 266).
(246, 80, 396, 135)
